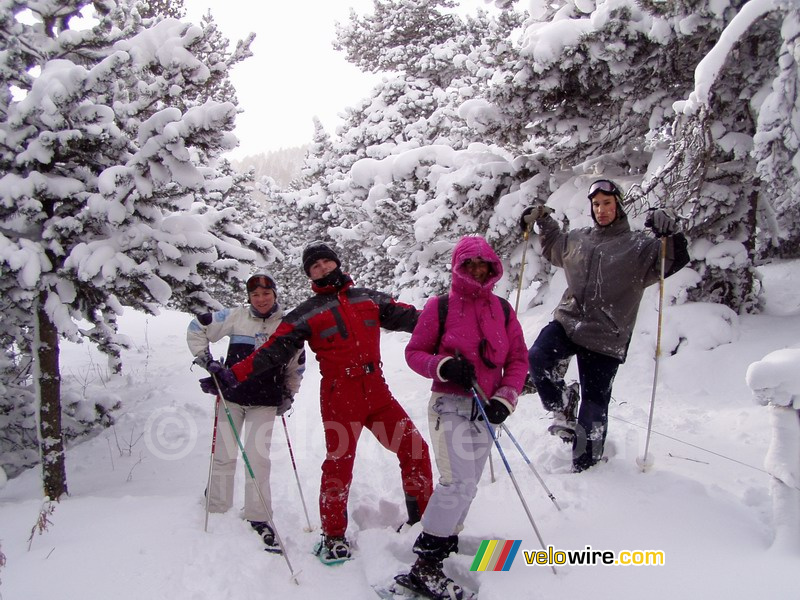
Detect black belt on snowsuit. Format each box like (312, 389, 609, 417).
(341, 362, 378, 377)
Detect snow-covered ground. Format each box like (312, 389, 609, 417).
(1, 261, 799, 600)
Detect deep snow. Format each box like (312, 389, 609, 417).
(1, 260, 798, 600)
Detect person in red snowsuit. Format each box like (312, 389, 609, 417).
(220, 241, 433, 562)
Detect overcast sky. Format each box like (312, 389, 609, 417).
(184, 0, 498, 159)
(183, 0, 382, 158)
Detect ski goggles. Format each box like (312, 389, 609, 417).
(246, 276, 276, 293)
(587, 179, 622, 200)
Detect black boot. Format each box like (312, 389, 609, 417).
(313, 534, 352, 564)
(401, 532, 463, 599)
(407, 557, 463, 600)
(548, 381, 579, 443)
(249, 521, 281, 554)
(397, 493, 424, 532)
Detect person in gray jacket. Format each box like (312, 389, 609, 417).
(521, 179, 689, 472)
(187, 270, 305, 551)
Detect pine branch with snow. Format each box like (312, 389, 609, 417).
(0, 0, 266, 498)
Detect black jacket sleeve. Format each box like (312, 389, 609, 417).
(373, 290, 419, 333)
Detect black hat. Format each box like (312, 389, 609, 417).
(302, 241, 341, 276)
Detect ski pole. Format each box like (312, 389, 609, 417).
(638, 236, 667, 472)
(500, 425, 561, 510)
(281, 415, 314, 531)
(213, 375, 300, 584)
(472, 383, 560, 511)
(454, 351, 497, 483)
(470, 386, 556, 574)
(204, 393, 221, 532)
(514, 226, 532, 313)
(515, 224, 543, 397)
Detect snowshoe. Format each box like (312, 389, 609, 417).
(373, 580, 420, 599)
(373, 573, 477, 600)
(547, 423, 575, 443)
(389, 571, 476, 600)
(249, 521, 282, 554)
(313, 534, 352, 565)
(396, 558, 471, 600)
(572, 456, 609, 473)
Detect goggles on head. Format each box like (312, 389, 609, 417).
(588, 179, 621, 200)
(246, 276, 275, 293)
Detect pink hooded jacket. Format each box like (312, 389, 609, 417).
(405, 236, 528, 412)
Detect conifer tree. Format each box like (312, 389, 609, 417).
(634, 2, 784, 312)
(313, 0, 524, 294)
(323, 0, 798, 313)
(263, 117, 358, 302)
(0, 0, 268, 497)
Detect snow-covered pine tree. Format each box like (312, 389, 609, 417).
(0, 0, 272, 498)
(642, 1, 784, 312)
(306, 0, 524, 296)
(335, 0, 470, 87)
(338, 0, 788, 314)
(463, 0, 744, 287)
(258, 118, 348, 305)
(195, 158, 283, 307)
(752, 3, 800, 259)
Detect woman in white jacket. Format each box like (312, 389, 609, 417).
(187, 271, 304, 552)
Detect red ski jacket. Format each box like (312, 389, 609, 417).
(230, 275, 419, 382)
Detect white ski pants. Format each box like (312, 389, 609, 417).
(420, 393, 494, 539)
(208, 401, 277, 522)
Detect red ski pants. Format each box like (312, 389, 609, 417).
(319, 372, 432, 537)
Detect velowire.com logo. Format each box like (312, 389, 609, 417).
(469, 540, 522, 572)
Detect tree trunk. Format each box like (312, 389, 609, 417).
(739, 182, 760, 312)
(35, 291, 68, 500)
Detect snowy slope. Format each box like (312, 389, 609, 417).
(1, 261, 798, 600)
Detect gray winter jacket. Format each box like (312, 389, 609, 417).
(538, 211, 688, 362)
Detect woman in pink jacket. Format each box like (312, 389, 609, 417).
(398, 235, 528, 600)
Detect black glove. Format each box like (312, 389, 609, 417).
(480, 399, 510, 424)
(645, 208, 678, 237)
(519, 204, 554, 232)
(206, 361, 240, 391)
(199, 376, 216, 395)
(440, 357, 476, 391)
(277, 389, 294, 416)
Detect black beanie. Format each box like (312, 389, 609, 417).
(302, 241, 341, 276)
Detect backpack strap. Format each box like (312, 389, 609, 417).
(498, 297, 511, 327)
(435, 294, 448, 354)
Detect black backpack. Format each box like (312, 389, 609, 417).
(435, 294, 511, 353)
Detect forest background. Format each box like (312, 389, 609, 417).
(0, 0, 798, 510)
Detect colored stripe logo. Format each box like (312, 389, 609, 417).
(469, 539, 522, 571)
